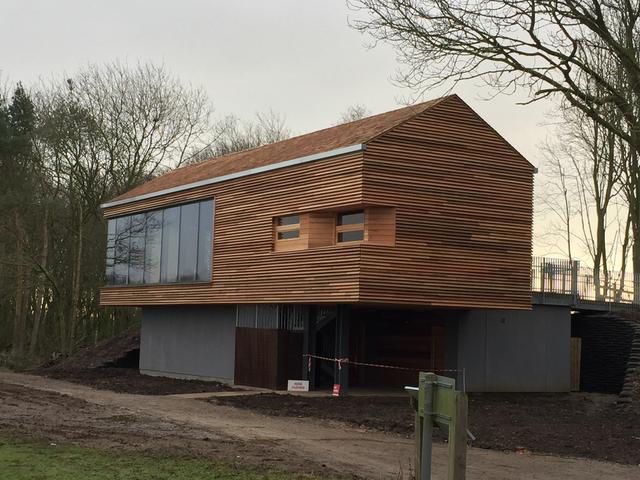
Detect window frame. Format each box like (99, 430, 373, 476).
(274, 214, 301, 242)
(335, 210, 366, 244)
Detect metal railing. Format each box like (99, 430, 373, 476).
(531, 257, 640, 305)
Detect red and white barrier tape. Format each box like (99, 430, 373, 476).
(302, 353, 463, 373)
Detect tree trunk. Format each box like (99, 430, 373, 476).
(594, 208, 607, 301)
(29, 206, 49, 357)
(632, 205, 640, 302)
(11, 211, 26, 357)
(628, 131, 640, 302)
(67, 203, 83, 354)
(616, 212, 632, 301)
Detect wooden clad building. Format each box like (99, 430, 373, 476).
(100, 95, 545, 392)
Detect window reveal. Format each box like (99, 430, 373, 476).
(336, 210, 365, 243)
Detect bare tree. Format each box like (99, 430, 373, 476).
(187, 110, 291, 163)
(350, 1, 640, 145)
(541, 98, 628, 299)
(69, 62, 214, 189)
(351, 0, 640, 276)
(0, 62, 218, 358)
(539, 144, 576, 262)
(336, 104, 371, 124)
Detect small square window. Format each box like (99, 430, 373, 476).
(336, 210, 365, 243)
(274, 214, 302, 250)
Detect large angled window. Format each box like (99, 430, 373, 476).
(105, 199, 214, 286)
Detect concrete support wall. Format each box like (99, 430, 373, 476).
(458, 305, 571, 392)
(140, 305, 236, 383)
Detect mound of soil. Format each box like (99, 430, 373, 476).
(36, 326, 233, 395)
(44, 326, 141, 371)
(41, 367, 233, 395)
(213, 392, 640, 465)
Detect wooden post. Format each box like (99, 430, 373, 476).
(418, 372, 436, 480)
(413, 396, 423, 479)
(447, 392, 468, 480)
(570, 337, 581, 392)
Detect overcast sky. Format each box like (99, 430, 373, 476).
(1, 0, 558, 252)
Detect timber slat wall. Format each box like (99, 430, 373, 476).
(101, 96, 533, 309)
(101, 152, 365, 305)
(361, 97, 533, 309)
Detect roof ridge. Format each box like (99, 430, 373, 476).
(194, 97, 447, 167)
(364, 95, 455, 145)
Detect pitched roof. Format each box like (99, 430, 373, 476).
(108, 96, 450, 204)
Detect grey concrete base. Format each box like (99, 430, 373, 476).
(140, 305, 236, 384)
(457, 305, 571, 392)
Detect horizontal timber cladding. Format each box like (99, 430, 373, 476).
(360, 96, 534, 309)
(100, 95, 534, 309)
(100, 152, 365, 306)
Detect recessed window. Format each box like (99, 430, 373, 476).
(274, 214, 300, 240)
(336, 210, 365, 243)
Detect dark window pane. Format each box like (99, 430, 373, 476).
(105, 198, 215, 286)
(178, 203, 199, 282)
(196, 200, 213, 282)
(144, 210, 163, 284)
(128, 214, 146, 284)
(105, 219, 116, 284)
(337, 211, 364, 226)
(338, 230, 364, 242)
(160, 207, 180, 283)
(113, 216, 131, 284)
(277, 214, 300, 226)
(278, 230, 300, 239)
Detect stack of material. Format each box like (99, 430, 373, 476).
(44, 325, 140, 371)
(619, 315, 640, 405)
(573, 313, 634, 394)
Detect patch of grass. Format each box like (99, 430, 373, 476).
(0, 437, 320, 480)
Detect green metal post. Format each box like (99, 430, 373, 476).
(419, 372, 436, 480)
(447, 391, 468, 480)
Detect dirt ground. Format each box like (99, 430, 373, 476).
(0, 380, 336, 477)
(214, 392, 640, 465)
(1, 371, 639, 480)
(39, 367, 234, 395)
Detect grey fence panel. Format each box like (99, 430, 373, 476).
(532, 257, 639, 304)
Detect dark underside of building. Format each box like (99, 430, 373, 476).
(139, 303, 575, 393)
